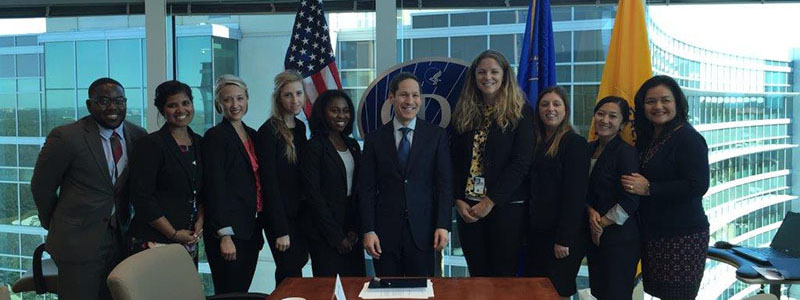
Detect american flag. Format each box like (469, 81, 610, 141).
(285, 0, 342, 117)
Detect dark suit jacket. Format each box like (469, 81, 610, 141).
(528, 131, 590, 248)
(128, 124, 203, 243)
(587, 135, 639, 245)
(31, 116, 147, 263)
(638, 125, 709, 240)
(358, 119, 454, 251)
(301, 135, 361, 249)
(202, 118, 261, 241)
(451, 104, 535, 206)
(255, 118, 309, 239)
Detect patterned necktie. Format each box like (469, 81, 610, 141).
(397, 127, 411, 168)
(111, 131, 122, 165)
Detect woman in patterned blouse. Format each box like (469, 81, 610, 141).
(450, 50, 535, 277)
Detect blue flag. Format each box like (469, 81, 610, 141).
(517, 0, 556, 107)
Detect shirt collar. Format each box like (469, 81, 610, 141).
(96, 122, 125, 140)
(393, 117, 417, 131)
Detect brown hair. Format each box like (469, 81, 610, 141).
(269, 70, 304, 164)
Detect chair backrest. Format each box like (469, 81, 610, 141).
(107, 244, 206, 300)
(742, 294, 778, 300)
(0, 285, 11, 300)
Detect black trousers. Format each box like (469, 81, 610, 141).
(308, 235, 365, 277)
(204, 230, 263, 294)
(458, 202, 526, 277)
(372, 220, 434, 277)
(525, 228, 587, 297)
(265, 228, 309, 287)
(54, 226, 122, 300)
(587, 239, 640, 300)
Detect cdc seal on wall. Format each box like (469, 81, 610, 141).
(357, 58, 470, 137)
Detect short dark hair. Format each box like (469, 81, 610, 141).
(309, 89, 355, 138)
(154, 80, 193, 113)
(88, 77, 124, 98)
(594, 95, 632, 126)
(389, 72, 420, 95)
(633, 75, 689, 153)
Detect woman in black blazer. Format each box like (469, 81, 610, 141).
(450, 50, 535, 277)
(585, 96, 640, 300)
(526, 86, 589, 299)
(621, 75, 709, 300)
(202, 75, 264, 294)
(255, 70, 310, 286)
(301, 89, 365, 277)
(129, 80, 203, 262)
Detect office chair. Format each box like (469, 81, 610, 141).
(107, 244, 267, 300)
(10, 243, 58, 295)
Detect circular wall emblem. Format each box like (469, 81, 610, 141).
(357, 58, 470, 138)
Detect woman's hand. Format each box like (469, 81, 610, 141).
(587, 206, 603, 234)
(621, 173, 650, 196)
(220, 235, 237, 261)
(468, 196, 495, 219)
(591, 228, 603, 246)
(455, 199, 478, 223)
(172, 229, 198, 244)
(554, 244, 570, 259)
(276, 235, 290, 252)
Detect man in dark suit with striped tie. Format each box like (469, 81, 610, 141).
(31, 78, 147, 300)
(359, 72, 454, 276)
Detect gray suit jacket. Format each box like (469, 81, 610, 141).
(31, 116, 147, 263)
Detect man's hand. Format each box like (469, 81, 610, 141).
(433, 228, 449, 251)
(363, 232, 382, 259)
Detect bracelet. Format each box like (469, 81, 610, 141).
(170, 230, 178, 240)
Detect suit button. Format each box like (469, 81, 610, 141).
(193, 190, 197, 195)
(404, 179, 408, 184)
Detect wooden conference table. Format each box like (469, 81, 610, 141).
(267, 277, 561, 300)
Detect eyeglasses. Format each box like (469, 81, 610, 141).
(91, 96, 127, 107)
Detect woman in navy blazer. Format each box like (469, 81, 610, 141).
(450, 50, 535, 277)
(585, 96, 640, 300)
(255, 70, 311, 286)
(526, 86, 589, 299)
(129, 80, 203, 262)
(621, 75, 709, 300)
(202, 75, 264, 294)
(301, 89, 365, 277)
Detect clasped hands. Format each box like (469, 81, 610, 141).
(455, 196, 495, 223)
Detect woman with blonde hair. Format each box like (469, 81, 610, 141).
(255, 70, 311, 286)
(202, 74, 264, 293)
(450, 50, 535, 277)
(525, 86, 590, 299)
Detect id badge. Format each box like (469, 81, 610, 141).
(473, 176, 486, 195)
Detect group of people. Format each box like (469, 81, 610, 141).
(31, 49, 710, 300)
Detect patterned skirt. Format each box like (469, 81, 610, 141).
(641, 229, 709, 299)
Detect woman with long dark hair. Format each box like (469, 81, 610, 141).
(621, 75, 709, 300)
(302, 89, 365, 276)
(526, 86, 589, 299)
(256, 70, 310, 286)
(129, 80, 203, 263)
(585, 96, 640, 300)
(450, 50, 535, 277)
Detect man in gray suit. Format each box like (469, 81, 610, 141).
(31, 77, 147, 300)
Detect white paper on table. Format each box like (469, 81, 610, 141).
(357, 279, 434, 299)
(334, 274, 347, 300)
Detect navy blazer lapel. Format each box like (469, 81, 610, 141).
(379, 123, 402, 174)
(589, 135, 621, 181)
(323, 136, 348, 185)
(404, 120, 429, 174)
(81, 118, 114, 188)
(158, 124, 196, 188)
(221, 119, 254, 170)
